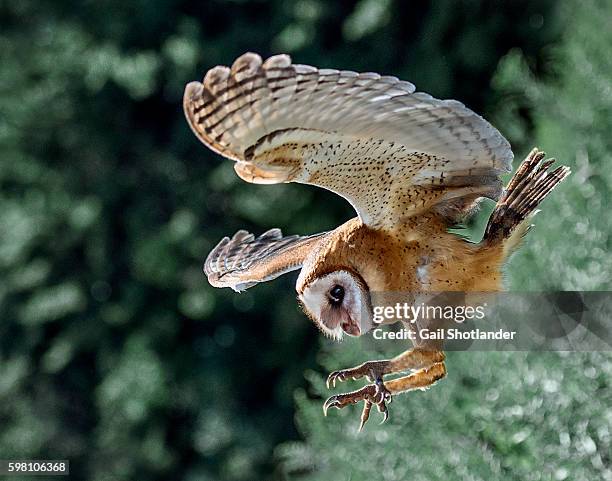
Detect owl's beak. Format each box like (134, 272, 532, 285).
(341, 320, 361, 337)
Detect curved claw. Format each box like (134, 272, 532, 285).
(359, 401, 372, 432)
(375, 398, 390, 424)
(379, 406, 389, 425)
(326, 371, 344, 389)
(323, 396, 341, 416)
(358, 398, 390, 429)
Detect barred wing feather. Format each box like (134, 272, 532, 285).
(204, 229, 328, 291)
(185, 52, 513, 227)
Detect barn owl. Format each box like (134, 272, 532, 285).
(183, 52, 570, 429)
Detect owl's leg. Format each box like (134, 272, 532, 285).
(324, 348, 443, 427)
(326, 347, 445, 388)
(323, 361, 446, 430)
(385, 361, 447, 394)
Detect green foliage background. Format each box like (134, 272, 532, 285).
(0, 1, 609, 480)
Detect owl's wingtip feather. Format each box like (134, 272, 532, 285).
(263, 53, 292, 69)
(231, 52, 263, 73)
(203, 65, 230, 89)
(183, 81, 203, 101)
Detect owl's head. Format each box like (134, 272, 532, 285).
(297, 269, 373, 340)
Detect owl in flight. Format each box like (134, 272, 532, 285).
(183, 53, 569, 429)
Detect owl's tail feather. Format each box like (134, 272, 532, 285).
(483, 148, 570, 252)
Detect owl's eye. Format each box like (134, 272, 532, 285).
(328, 285, 345, 306)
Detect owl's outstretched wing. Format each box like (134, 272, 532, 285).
(185, 53, 513, 229)
(204, 229, 328, 291)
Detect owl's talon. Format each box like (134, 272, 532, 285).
(322, 396, 342, 416)
(326, 360, 390, 389)
(322, 383, 392, 429)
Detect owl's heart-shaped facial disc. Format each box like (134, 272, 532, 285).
(298, 270, 373, 340)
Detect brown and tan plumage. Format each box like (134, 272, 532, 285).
(184, 52, 570, 429)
